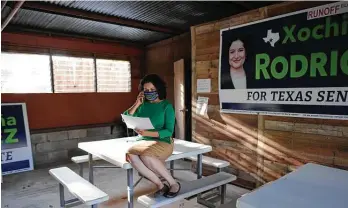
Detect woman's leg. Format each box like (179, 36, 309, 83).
(139, 159, 166, 177)
(140, 156, 180, 192)
(127, 154, 163, 189)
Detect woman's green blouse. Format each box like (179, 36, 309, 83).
(123, 100, 175, 144)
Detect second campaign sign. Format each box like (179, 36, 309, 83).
(1, 103, 34, 175)
(219, 2, 348, 119)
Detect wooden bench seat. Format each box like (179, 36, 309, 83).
(49, 167, 109, 207)
(137, 172, 236, 208)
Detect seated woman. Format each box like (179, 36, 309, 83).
(123, 74, 180, 198)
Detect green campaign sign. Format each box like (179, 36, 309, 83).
(1, 103, 34, 175)
(219, 2, 348, 119)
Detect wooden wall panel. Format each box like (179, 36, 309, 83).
(145, 33, 191, 104)
(191, 1, 348, 189)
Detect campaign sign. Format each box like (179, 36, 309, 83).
(1, 103, 34, 175)
(219, 2, 348, 119)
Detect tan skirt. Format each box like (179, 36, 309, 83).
(126, 138, 174, 161)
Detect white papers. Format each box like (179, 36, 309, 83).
(197, 79, 211, 93)
(121, 114, 154, 130)
(196, 96, 209, 115)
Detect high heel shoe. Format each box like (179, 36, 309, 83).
(154, 183, 170, 197)
(163, 182, 181, 198)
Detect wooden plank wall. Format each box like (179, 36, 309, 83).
(145, 33, 191, 104)
(191, 1, 348, 189)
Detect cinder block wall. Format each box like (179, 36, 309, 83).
(30, 125, 126, 167)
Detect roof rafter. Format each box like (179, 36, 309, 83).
(4, 25, 147, 47)
(21, 1, 182, 35)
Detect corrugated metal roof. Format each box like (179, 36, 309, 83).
(10, 8, 57, 28)
(1, 6, 11, 20)
(2, 1, 279, 44)
(8, 8, 171, 43)
(45, 1, 243, 30)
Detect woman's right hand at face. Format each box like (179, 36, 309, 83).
(136, 91, 144, 105)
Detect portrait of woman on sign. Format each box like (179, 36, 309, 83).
(220, 37, 250, 90)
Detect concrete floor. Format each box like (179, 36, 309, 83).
(1, 160, 250, 208)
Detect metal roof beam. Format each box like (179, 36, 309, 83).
(2, 31, 144, 56)
(2, 1, 24, 31)
(1, 0, 8, 10)
(4, 25, 147, 48)
(21, 1, 182, 35)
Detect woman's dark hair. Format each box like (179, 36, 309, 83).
(227, 37, 248, 51)
(138, 74, 167, 99)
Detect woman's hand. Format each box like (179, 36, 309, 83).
(134, 128, 145, 135)
(135, 91, 144, 106)
(134, 129, 159, 137)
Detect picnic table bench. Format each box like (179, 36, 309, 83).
(49, 167, 109, 208)
(76, 136, 235, 208)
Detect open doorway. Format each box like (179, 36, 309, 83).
(174, 58, 192, 141)
(184, 58, 192, 142)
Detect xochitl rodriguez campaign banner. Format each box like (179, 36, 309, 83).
(219, 1, 348, 119)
